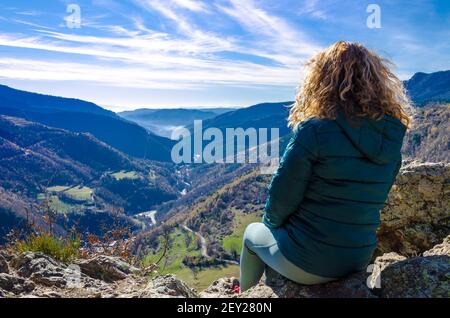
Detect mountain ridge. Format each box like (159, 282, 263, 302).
(0, 85, 174, 161)
(0, 84, 116, 117)
(404, 70, 450, 105)
(0, 115, 180, 241)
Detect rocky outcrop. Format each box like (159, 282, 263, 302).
(139, 275, 198, 298)
(377, 161, 449, 257)
(0, 273, 35, 295)
(0, 253, 9, 274)
(377, 255, 449, 298)
(11, 252, 69, 288)
(0, 251, 197, 298)
(238, 271, 375, 298)
(224, 235, 449, 298)
(367, 252, 406, 289)
(75, 255, 141, 283)
(200, 277, 240, 298)
(0, 237, 448, 298)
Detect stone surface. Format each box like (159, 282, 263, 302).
(377, 161, 450, 257)
(11, 252, 68, 287)
(236, 236, 450, 299)
(240, 271, 375, 298)
(0, 253, 9, 274)
(200, 277, 240, 298)
(0, 273, 35, 295)
(0, 239, 448, 298)
(378, 255, 450, 298)
(423, 235, 450, 257)
(368, 252, 407, 289)
(75, 255, 140, 283)
(140, 275, 198, 298)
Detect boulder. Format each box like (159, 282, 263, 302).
(240, 271, 375, 298)
(378, 255, 449, 298)
(236, 236, 450, 298)
(200, 277, 240, 298)
(11, 252, 68, 287)
(140, 275, 197, 298)
(367, 252, 406, 289)
(0, 273, 35, 295)
(377, 161, 449, 257)
(75, 255, 140, 283)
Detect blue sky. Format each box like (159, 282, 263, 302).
(0, 0, 449, 111)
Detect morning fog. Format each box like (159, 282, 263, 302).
(171, 120, 279, 174)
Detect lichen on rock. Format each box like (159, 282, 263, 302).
(377, 161, 449, 257)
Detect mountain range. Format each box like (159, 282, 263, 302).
(0, 85, 174, 161)
(404, 70, 450, 106)
(120, 70, 450, 141)
(119, 108, 233, 139)
(0, 69, 449, 256)
(0, 115, 181, 242)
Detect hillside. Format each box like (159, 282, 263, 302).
(0, 85, 174, 161)
(405, 70, 450, 106)
(403, 105, 449, 162)
(0, 84, 115, 117)
(191, 102, 292, 136)
(0, 115, 180, 241)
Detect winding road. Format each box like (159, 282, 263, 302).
(181, 223, 239, 266)
(181, 223, 209, 258)
(135, 210, 157, 230)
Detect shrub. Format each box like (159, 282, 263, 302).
(15, 232, 80, 263)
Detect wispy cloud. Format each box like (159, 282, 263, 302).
(15, 10, 43, 17)
(217, 0, 322, 65)
(298, 0, 328, 20)
(0, 0, 325, 108)
(0, 55, 299, 89)
(171, 0, 209, 13)
(0, 0, 448, 108)
(133, 0, 194, 33)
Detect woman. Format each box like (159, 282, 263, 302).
(240, 41, 411, 292)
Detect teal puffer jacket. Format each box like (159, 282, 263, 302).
(263, 113, 406, 278)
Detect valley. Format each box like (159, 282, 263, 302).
(0, 70, 449, 290)
(119, 108, 236, 139)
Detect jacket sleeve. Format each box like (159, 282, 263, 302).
(263, 122, 318, 229)
(388, 156, 402, 189)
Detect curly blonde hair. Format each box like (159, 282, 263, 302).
(289, 41, 411, 129)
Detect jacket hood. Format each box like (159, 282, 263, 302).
(335, 112, 407, 164)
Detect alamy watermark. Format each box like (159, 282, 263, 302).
(366, 264, 381, 289)
(64, 264, 82, 289)
(65, 4, 81, 29)
(366, 4, 381, 29)
(171, 121, 280, 174)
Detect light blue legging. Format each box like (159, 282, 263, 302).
(240, 222, 335, 292)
